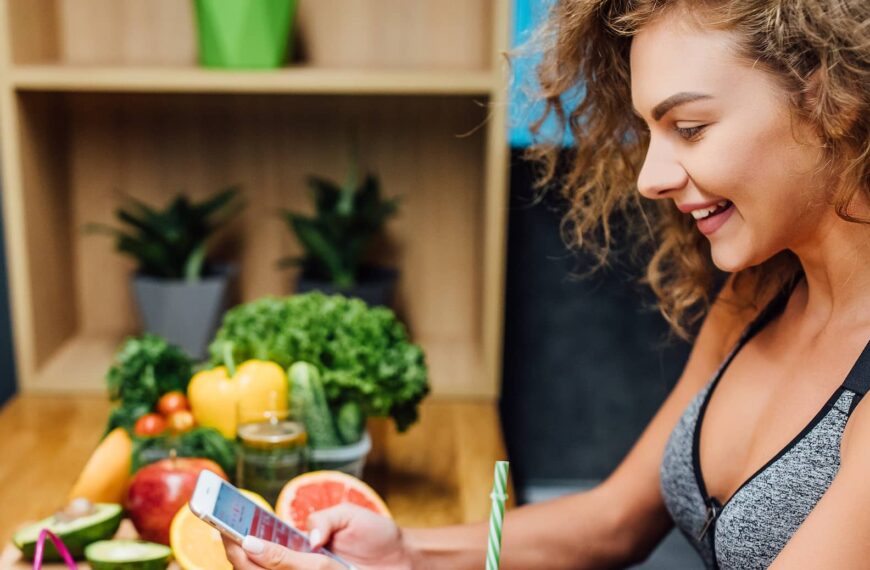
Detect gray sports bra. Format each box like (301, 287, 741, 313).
(660, 279, 870, 569)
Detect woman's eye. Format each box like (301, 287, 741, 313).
(674, 124, 707, 140)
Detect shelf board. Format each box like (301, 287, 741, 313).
(29, 334, 122, 394)
(25, 332, 488, 397)
(8, 65, 495, 96)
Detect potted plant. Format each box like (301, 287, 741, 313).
(88, 188, 243, 358)
(208, 292, 430, 476)
(281, 166, 400, 307)
(194, 0, 298, 69)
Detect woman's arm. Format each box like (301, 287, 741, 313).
(402, 486, 636, 569)
(402, 276, 761, 570)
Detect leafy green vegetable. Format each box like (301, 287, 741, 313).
(107, 334, 194, 413)
(209, 293, 429, 433)
(131, 428, 237, 478)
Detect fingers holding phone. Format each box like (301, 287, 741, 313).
(223, 535, 346, 570)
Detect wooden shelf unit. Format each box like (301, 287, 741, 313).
(10, 65, 496, 95)
(0, 0, 511, 399)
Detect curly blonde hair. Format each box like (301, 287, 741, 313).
(526, 0, 870, 338)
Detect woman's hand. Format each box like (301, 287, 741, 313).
(224, 535, 346, 569)
(222, 504, 415, 570)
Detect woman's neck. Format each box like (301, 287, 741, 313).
(790, 205, 870, 330)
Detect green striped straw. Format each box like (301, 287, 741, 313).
(486, 461, 510, 570)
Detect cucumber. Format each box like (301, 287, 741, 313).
(13, 502, 122, 561)
(85, 540, 171, 570)
(336, 401, 364, 444)
(289, 361, 342, 448)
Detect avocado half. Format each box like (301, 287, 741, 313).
(85, 540, 172, 570)
(13, 503, 123, 561)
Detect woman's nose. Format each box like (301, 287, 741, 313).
(636, 138, 688, 200)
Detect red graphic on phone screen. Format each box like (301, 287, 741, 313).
(275, 521, 290, 546)
(250, 509, 262, 537)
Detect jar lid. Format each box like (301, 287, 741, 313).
(237, 419, 308, 449)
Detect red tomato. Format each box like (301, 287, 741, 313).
(156, 391, 189, 416)
(167, 410, 195, 434)
(134, 413, 167, 437)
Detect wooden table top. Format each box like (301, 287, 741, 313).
(0, 394, 512, 568)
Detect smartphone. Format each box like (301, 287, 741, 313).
(190, 470, 355, 569)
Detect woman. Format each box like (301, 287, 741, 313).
(224, 1, 870, 568)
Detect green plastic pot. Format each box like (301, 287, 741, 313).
(194, 0, 297, 69)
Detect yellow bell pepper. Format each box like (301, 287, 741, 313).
(188, 359, 288, 439)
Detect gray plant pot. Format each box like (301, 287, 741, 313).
(296, 266, 398, 308)
(132, 266, 235, 359)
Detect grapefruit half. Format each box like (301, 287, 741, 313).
(275, 471, 391, 531)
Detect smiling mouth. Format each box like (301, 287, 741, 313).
(691, 200, 732, 220)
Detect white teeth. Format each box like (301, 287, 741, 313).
(691, 200, 730, 220)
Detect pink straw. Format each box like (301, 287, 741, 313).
(31, 528, 78, 570)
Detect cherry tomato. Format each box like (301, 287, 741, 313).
(156, 391, 189, 416)
(167, 410, 195, 434)
(134, 413, 167, 437)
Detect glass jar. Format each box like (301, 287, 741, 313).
(236, 417, 308, 505)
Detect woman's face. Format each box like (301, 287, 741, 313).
(630, 11, 829, 272)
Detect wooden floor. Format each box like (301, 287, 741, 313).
(0, 393, 512, 559)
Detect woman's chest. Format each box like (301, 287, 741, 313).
(698, 339, 858, 505)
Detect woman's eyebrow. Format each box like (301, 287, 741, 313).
(651, 92, 713, 121)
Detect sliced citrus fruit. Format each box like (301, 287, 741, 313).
(170, 490, 271, 570)
(275, 471, 391, 531)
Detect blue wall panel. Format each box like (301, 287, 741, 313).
(508, 0, 578, 148)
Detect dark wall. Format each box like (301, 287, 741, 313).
(0, 188, 17, 406)
(500, 151, 691, 494)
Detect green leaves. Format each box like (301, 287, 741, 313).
(288, 214, 353, 287)
(88, 187, 244, 280)
(208, 293, 429, 433)
(106, 334, 194, 411)
(130, 428, 236, 476)
(280, 171, 399, 287)
(184, 241, 208, 282)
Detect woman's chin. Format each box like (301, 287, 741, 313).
(710, 245, 752, 273)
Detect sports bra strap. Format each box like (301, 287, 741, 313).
(842, 341, 870, 395)
(710, 276, 801, 377)
(728, 272, 870, 396)
(735, 275, 801, 348)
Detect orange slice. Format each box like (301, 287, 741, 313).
(170, 490, 271, 570)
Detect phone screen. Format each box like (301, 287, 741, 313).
(214, 483, 311, 552)
(207, 479, 352, 568)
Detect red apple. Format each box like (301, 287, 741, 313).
(125, 457, 227, 544)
